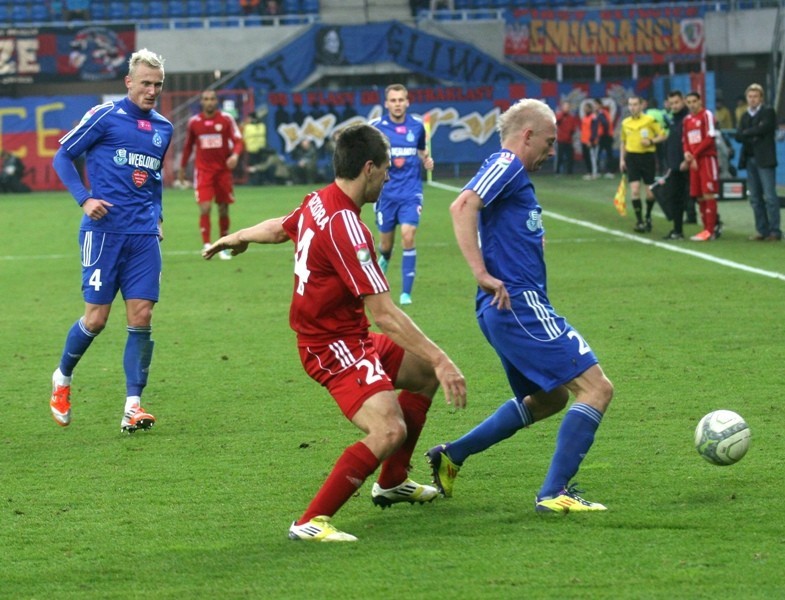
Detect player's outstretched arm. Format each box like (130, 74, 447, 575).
(450, 190, 510, 310)
(202, 216, 289, 260)
(364, 292, 467, 410)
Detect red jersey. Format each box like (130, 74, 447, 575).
(180, 110, 243, 172)
(682, 108, 717, 159)
(556, 110, 580, 144)
(281, 183, 388, 345)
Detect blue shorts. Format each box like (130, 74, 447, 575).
(375, 195, 423, 233)
(477, 289, 599, 397)
(79, 231, 161, 305)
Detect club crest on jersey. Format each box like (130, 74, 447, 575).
(527, 209, 543, 232)
(137, 120, 152, 131)
(406, 131, 415, 142)
(214, 123, 223, 132)
(132, 169, 148, 187)
(354, 242, 372, 265)
(152, 131, 163, 147)
(113, 149, 128, 165)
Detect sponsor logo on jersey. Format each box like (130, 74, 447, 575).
(113, 149, 128, 166)
(395, 125, 406, 134)
(394, 157, 406, 169)
(391, 147, 418, 157)
(132, 169, 148, 187)
(137, 120, 152, 131)
(354, 242, 371, 264)
(527, 209, 543, 232)
(128, 153, 161, 170)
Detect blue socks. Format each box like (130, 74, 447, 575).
(538, 403, 603, 499)
(59, 318, 98, 377)
(446, 398, 533, 465)
(401, 247, 416, 295)
(124, 326, 154, 397)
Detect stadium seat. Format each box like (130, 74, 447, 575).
(128, 1, 146, 19)
(30, 4, 50, 22)
(108, 1, 128, 20)
(167, 1, 187, 18)
(90, 2, 108, 20)
(186, 0, 204, 17)
(301, 0, 318, 14)
(11, 5, 30, 23)
(282, 0, 300, 14)
(205, 0, 224, 17)
(454, 0, 472, 9)
(148, 3, 164, 18)
(0, 6, 9, 23)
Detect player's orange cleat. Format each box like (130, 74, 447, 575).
(690, 229, 714, 242)
(121, 407, 156, 433)
(50, 373, 72, 427)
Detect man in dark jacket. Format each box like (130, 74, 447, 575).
(660, 91, 691, 239)
(736, 83, 780, 241)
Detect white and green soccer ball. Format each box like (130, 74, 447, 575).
(694, 410, 751, 466)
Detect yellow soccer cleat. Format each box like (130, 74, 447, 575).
(425, 444, 461, 498)
(288, 516, 358, 542)
(535, 484, 607, 514)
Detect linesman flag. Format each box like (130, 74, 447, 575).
(613, 174, 627, 217)
(423, 111, 433, 184)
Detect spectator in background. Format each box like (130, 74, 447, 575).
(580, 101, 599, 180)
(715, 99, 734, 130)
(594, 98, 615, 177)
(64, 0, 90, 20)
(240, 0, 261, 15)
(0, 150, 30, 193)
(736, 83, 780, 241)
(734, 95, 748, 128)
(263, 0, 282, 16)
(555, 100, 580, 175)
(242, 110, 268, 185)
(290, 138, 319, 184)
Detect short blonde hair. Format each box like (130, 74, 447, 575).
(129, 48, 165, 77)
(497, 98, 555, 143)
(746, 83, 764, 96)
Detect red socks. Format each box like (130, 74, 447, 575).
(297, 441, 379, 525)
(376, 391, 431, 489)
(219, 216, 230, 238)
(199, 214, 210, 244)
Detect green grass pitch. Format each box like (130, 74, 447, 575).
(2, 175, 784, 598)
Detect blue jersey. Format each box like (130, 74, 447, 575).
(464, 150, 547, 314)
(370, 113, 426, 202)
(58, 97, 173, 236)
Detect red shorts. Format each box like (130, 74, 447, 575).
(194, 168, 235, 204)
(689, 156, 719, 198)
(299, 332, 405, 420)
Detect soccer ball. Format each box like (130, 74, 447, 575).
(694, 410, 751, 466)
